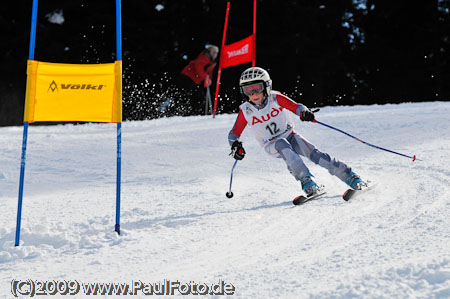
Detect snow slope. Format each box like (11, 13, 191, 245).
(1, 102, 450, 298)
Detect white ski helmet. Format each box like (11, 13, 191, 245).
(239, 67, 272, 98)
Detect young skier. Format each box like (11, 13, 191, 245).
(228, 67, 367, 197)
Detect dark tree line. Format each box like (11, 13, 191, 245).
(1, 0, 449, 126)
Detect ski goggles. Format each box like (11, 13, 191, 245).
(241, 82, 264, 96)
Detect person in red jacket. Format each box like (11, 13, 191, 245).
(181, 45, 218, 86)
(176, 45, 218, 115)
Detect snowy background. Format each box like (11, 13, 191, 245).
(1, 101, 450, 297)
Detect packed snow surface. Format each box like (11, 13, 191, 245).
(1, 102, 450, 298)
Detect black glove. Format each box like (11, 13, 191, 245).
(300, 108, 315, 122)
(230, 140, 246, 160)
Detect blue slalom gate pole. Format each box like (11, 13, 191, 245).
(15, 123, 29, 246)
(115, 0, 122, 235)
(226, 160, 238, 198)
(116, 0, 122, 60)
(314, 120, 417, 162)
(115, 123, 121, 235)
(15, 0, 39, 247)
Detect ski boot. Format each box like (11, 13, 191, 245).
(344, 171, 367, 190)
(300, 173, 320, 197)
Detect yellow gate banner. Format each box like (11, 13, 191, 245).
(24, 60, 122, 123)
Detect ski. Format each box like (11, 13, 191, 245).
(293, 190, 326, 205)
(342, 182, 376, 201)
(293, 182, 376, 205)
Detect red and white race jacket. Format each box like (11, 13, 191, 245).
(229, 90, 307, 149)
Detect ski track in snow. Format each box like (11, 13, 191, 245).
(1, 102, 450, 298)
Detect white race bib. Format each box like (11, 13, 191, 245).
(240, 91, 294, 148)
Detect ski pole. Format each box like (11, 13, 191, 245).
(226, 160, 238, 198)
(313, 120, 417, 162)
